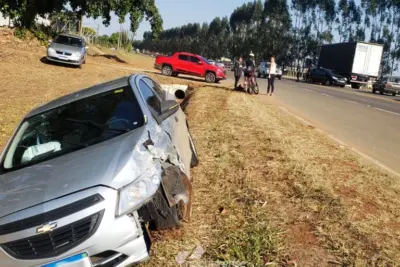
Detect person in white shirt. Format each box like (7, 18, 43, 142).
(268, 56, 277, 96)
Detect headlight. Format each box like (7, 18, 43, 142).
(72, 52, 81, 57)
(48, 47, 55, 53)
(116, 172, 161, 216)
(332, 76, 338, 80)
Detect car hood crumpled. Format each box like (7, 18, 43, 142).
(0, 123, 182, 218)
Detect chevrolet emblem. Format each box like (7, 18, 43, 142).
(37, 222, 57, 233)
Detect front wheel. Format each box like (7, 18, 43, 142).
(253, 83, 259, 94)
(162, 65, 173, 76)
(278, 76, 282, 80)
(392, 92, 396, 96)
(325, 79, 332, 86)
(150, 189, 181, 231)
(205, 72, 216, 83)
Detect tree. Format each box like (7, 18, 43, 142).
(0, 0, 163, 37)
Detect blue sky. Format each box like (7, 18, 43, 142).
(84, 0, 248, 40)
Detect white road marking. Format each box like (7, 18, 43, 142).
(374, 108, 400, 116)
(344, 100, 358, 104)
(321, 93, 333, 98)
(278, 106, 400, 178)
(278, 106, 313, 126)
(351, 148, 400, 178)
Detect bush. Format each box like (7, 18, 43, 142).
(14, 28, 28, 40)
(126, 43, 133, 53)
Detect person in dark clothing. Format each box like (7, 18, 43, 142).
(296, 65, 301, 82)
(233, 57, 243, 89)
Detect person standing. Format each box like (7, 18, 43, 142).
(296, 65, 301, 82)
(267, 56, 277, 96)
(233, 57, 243, 90)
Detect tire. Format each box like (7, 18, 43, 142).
(205, 72, 216, 83)
(340, 85, 345, 88)
(351, 83, 361, 89)
(325, 79, 332, 86)
(189, 134, 199, 168)
(380, 90, 384, 95)
(254, 83, 259, 94)
(278, 76, 282, 80)
(162, 65, 173, 76)
(372, 89, 376, 94)
(172, 72, 179, 77)
(150, 189, 181, 231)
(392, 92, 396, 96)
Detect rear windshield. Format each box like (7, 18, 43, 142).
(2, 87, 145, 172)
(54, 35, 84, 47)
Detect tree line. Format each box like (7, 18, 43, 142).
(135, 0, 400, 75)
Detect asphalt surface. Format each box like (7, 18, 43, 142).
(226, 71, 400, 176)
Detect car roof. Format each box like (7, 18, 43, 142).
(57, 33, 85, 40)
(26, 75, 138, 118)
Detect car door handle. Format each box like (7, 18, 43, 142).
(175, 116, 179, 122)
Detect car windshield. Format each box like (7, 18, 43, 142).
(53, 35, 84, 47)
(201, 57, 210, 64)
(2, 86, 145, 171)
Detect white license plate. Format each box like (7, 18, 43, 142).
(58, 55, 68, 59)
(42, 252, 91, 267)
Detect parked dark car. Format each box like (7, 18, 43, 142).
(372, 76, 400, 96)
(307, 68, 347, 87)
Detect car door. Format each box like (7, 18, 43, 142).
(189, 56, 204, 76)
(176, 54, 190, 73)
(137, 77, 192, 175)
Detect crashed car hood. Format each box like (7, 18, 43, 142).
(0, 127, 152, 218)
(50, 43, 83, 53)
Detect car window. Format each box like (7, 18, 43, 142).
(143, 77, 164, 100)
(2, 87, 145, 172)
(53, 35, 84, 47)
(190, 56, 201, 64)
(178, 55, 189, 61)
(138, 80, 162, 115)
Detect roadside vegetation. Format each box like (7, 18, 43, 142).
(2, 31, 400, 266)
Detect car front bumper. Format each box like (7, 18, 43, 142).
(47, 50, 83, 66)
(0, 187, 149, 267)
(333, 79, 346, 86)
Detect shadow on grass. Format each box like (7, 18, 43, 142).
(91, 54, 127, 64)
(40, 57, 80, 69)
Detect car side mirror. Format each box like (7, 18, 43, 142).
(160, 100, 180, 120)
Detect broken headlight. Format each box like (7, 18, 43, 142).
(116, 173, 161, 216)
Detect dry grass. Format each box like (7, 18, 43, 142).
(143, 87, 400, 266)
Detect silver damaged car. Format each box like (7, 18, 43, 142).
(0, 75, 198, 267)
(47, 34, 88, 68)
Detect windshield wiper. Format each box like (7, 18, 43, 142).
(105, 128, 131, 133)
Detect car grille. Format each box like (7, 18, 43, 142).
(56, 51, 63, 54)
(0, 194, 103, 235)
(1, 210, 104, 260)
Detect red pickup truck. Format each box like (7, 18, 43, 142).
(154, 52, 226, 83)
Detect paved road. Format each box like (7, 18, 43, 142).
(226, 72, 400, 176)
